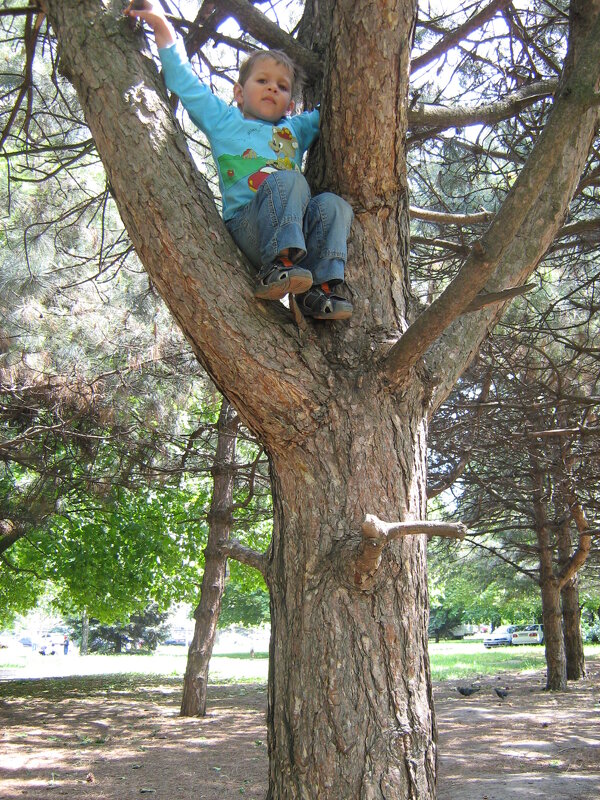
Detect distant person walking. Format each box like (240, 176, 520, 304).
(63, 634, 69, 655)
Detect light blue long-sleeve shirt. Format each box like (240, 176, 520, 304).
(159, 42, 320, 221)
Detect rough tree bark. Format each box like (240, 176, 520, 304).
(531, 467, 592, 690)
(561, 577, 586, 681)
(180, 398, 239, 717)
(532, 464, 567, 691)
(43, 0, 600, 796)
(557, 510, 586, 681)
(558, 495, 592, 681)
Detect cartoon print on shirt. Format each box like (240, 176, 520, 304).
(268, 127, 299, 170)
(217, 126, 301, 194)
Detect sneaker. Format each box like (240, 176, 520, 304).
(254, 260, 313, 300)
(295, 286, 353, 320)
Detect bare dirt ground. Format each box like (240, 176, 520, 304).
(1, 658, 599, 800)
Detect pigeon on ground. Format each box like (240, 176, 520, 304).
(494, 687, 509, 699)
(457, 685, 481, 697)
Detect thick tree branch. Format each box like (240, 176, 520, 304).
(555, 216, 600, 240)
(0, 521, 26, 556)
(362, 515, 467, 540)
(220, 538, 267, 577)
(383, 11, 600, 388)
(353, 514, 466, 589)
(216, 0, 321, 80)
(412, 0, 510, 74)
(410, 206, 493, 225)
(179, 1, 232, 58)
(407, 79, 557, 132)
(557, 493, 592, 590)
(43, 0, 327, 453)
(526, 425, 599, 438)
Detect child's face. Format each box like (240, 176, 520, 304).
(234, 58, 295, 123)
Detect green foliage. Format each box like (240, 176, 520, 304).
(218, 581, 270, 628)
(48, 485, 208, 620)
(68, 603, 170, 653)
(427, 538, 543, 636)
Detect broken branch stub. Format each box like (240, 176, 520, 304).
(353, 514, 467, 589)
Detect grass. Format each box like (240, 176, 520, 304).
(2, 641, 599, 685)
(429, 641, 600, 681)
(215, 651, 269, 660)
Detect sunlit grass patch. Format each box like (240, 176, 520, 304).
(429, 641, 600, 681)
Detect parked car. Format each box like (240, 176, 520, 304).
(483, 625, 518, 648)
(511, 624, 544, 645)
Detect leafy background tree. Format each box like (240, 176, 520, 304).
(68, 602, 170, 653)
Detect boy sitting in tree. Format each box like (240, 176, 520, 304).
(125, 1, 353, 320)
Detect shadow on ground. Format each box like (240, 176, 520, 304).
(1, 660, 599, 799)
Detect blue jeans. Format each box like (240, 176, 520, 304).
(225, 171, 353, 285)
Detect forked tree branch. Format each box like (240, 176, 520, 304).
(353, 514, 467, 589)
(382, 12, 600, 387)
(557, 492, 593, 590)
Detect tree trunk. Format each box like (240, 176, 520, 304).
(561, 578, 585, 680)
(181, 399, 239, 716)
(80, 609, 89, 655)
(532, 466, 566, 691)
(266, 389, 436, 798)
(539, 577, 566, 691)
(556, 499, 587, 681)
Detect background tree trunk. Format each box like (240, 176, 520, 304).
(540, 578, 566, 691)
(80, 609, 89, 656)
(561, 578, 585, 681)
(555, 513, 586, 680)
(181, 399, 239, 716)
(533, 466, 567, 690)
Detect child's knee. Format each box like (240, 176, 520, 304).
(267, 169, 310, 198)
(315, 193, 353, 231)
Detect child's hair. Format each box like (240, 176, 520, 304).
(238, 49, 305, 99)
